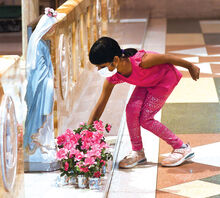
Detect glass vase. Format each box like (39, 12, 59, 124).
(69, 176, 77, 185)
(89, 177, 100, 190)
(77, 175, 88, 188)
(101, 165, 107, 175)
(55, 175, 69, 187)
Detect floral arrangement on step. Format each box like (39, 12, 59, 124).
(56, 121, 113, 188)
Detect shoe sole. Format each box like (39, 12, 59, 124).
(161, 152, 195, 167)
(119, 158, 147, 169)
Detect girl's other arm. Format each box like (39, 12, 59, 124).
(88, 79, 115, 125)
(140, 53, 200, 81)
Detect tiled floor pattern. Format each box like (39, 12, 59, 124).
(157, 19, 220, 198)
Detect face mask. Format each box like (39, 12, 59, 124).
(98, 67, 117, 77)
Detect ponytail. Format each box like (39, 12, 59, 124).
(122, 48, 138, 58)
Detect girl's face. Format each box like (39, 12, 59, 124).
(97, 62, 114, 71)
(96, 56, 120, 71)
(96, 58, 119, 77)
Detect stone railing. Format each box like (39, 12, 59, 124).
(45, 0, 119, 136)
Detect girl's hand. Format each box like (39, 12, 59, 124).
(188, 64, 200, 81)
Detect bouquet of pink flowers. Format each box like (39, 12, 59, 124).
(56, 121, 113, 179)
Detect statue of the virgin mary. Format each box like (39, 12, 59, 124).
(24, 8, 59, 171)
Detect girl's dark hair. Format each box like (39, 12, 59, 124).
(89, 37, 138, 65)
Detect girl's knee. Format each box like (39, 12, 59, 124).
(139, 115, 154, 129)
(126, 102, 141, 118)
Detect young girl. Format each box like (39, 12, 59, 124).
(88, 37, 200, 168)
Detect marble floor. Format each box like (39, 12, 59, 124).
(157, 19, 220, 198)
(108, 18, 220, 198)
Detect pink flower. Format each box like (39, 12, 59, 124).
(65, 128, 72, 135)
(91, 144, 101, 150)
(62, 129, 73, 143)
(64, 161, 69, 171)
(81, 141, 90, 150)
(92, 132, 104, 143)
(100, 142, 108, 149)
(57, 134, 66, 146)
(64, 141, 75, 150)
(69, 134, 80, 145)
(75, 152, 84, 161)
(56, 148, 68, 160)
(85, 131, 94, 138)
(79, 166, 89, 173)
(44, 7, 57, 18)
(87, 146, 101, 158)
(105, 124, 112, 133)
(93, 171, 101, 178)
(84, 157, 95, 166)
(93, 120, 105, 132)
(100, 160, 106, 165)
(79, 122, 85, 126)
(69, 148, 78, 158)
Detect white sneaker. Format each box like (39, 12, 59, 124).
(161, 144, 195, 167)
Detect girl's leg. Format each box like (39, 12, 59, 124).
(126, 86, 148, 151)
(139, 93, 183, 149)
(119, 86, 147, 168)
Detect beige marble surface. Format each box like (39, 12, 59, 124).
(161, 180, 220, 198)
(166, 34, 205, 46)
(166, 78, 219, 103)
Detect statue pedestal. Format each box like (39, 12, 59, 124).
(24, 161, 60, 172)
(24, 147, 60, 172)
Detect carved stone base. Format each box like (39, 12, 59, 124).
(24, 161, 60, 172)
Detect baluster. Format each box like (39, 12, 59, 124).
(72, 21, 77, 82)
(96, 0, 102, 37)
(86, 6, 91, 52)
(92, 0, 98, 41)
(101, 0, 108, 36)
(79, 14, 85, 69)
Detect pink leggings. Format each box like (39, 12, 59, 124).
(126, 86, 183, 151)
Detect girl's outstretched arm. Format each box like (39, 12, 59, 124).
(140, 53, 200, 81)
(88, 79, 115, 125)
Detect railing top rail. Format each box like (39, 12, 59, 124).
(55, 0, 91, 22)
